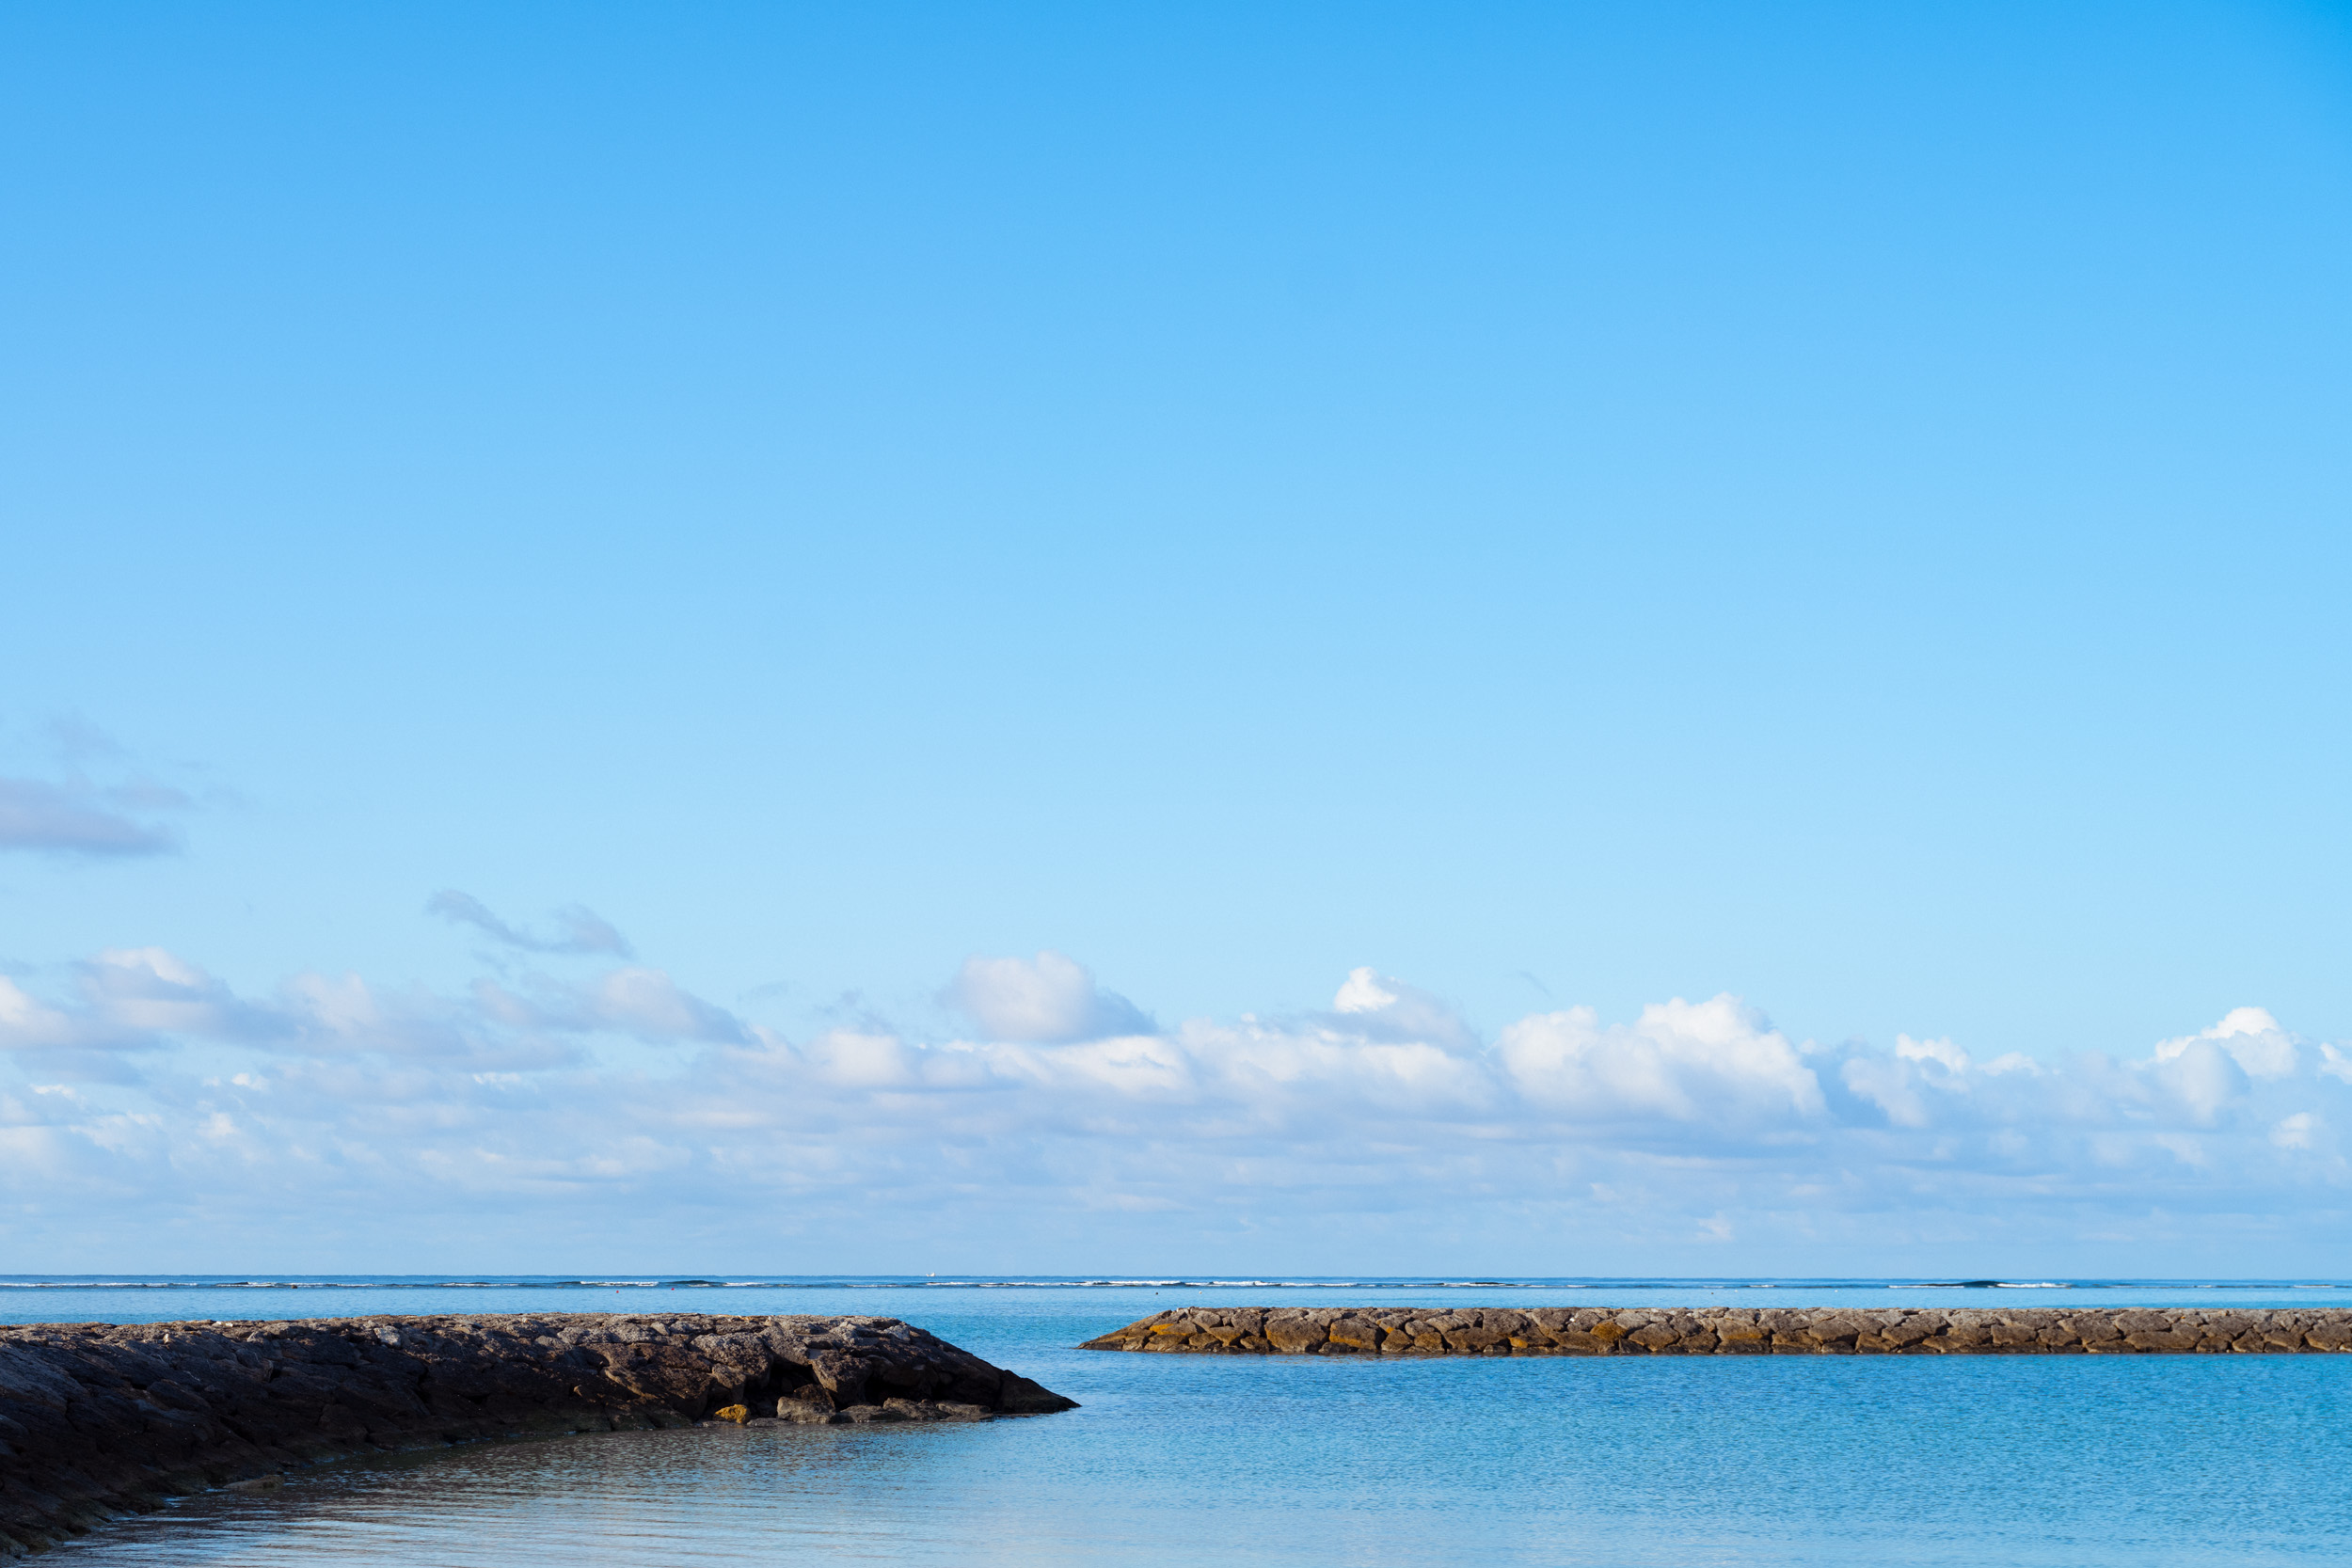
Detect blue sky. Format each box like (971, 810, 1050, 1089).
(4, 1, 2350, 1272)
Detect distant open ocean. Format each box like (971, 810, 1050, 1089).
(22, 1276, 2352, 1566)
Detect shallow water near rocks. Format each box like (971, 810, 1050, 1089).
(25, 1278, 2352, 1566)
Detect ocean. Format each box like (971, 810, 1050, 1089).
(16, 1276, 2352, 1566)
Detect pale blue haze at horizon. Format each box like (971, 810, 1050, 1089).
(3, 1, 2351, 1270)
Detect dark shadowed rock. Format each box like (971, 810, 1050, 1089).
(0, 1314, 1073, 1559)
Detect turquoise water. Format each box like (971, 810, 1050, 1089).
(24, 1278, 2352, 1566)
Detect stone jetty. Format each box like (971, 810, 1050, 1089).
(1083, 1305, 2352, 1356)
(0, 1313, 1074, 1558)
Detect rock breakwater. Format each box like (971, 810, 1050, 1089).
(1083, 1305, 2352, 1357)
(0, 1313, 1074, 1558)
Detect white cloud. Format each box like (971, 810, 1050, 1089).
(2148, 1037, 2249, 1125)
(1331, 969, 1397, 1014)
(1896, 1034, 1972, 1073)
(5, 938, 2352, 1271)
(945, 950, 1154, 1043)
(1498, 996, 1823, 1129)
(2155, 1006, 2298, 1080)
(2273, 1112, 2319, 1149)
(0, 978, 82, 1050)
(1328, 967, 1479, 1053)
(0, 950, 266, 1061)
(1842, 1053, 1930, 1129)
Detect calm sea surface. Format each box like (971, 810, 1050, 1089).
(15, 1276, 2352, 1566)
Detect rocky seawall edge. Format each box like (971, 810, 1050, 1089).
(0, 1312, 1075, 1559)
(1083, 1305, 2352, 1357)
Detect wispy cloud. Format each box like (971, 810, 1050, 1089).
(0, 721, 193, 857)
(0, 778, 181, 856)
(426, 891, 634, 957)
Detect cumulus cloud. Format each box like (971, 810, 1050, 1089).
(1328, 968, 1479, 1053)
(426, 891, 633, 957)
(3, 935, 2350, 1271)
(1500, 996, 1823, 1132)
(0, 949, 276, 1058)
(945, 950, 1154, 1042)
(2156, 1006, 2296, 1079)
